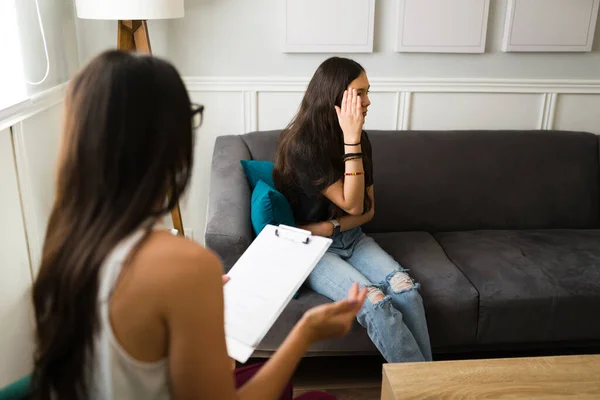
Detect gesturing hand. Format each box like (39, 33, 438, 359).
(301, 282, 367, 343)
(335, 88, 364, 145)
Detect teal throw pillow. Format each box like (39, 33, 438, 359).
(0, 375, 31, 400)
(251, 180, 295, 236)
(241, 160, 275, 190)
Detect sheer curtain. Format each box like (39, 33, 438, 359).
(0, 0, 79, 112)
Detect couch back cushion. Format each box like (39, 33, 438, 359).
(241, 130, 599, 232)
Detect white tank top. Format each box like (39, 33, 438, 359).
(89, 225, 171, 400)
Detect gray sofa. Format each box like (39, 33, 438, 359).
(206, 129, 600, 356)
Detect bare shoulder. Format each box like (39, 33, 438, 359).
(131, 231, 223, 297)
(138, 231, 220, 266)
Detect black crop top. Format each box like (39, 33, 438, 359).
(275, 131, 374, 225)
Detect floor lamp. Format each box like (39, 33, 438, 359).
(75, 0, 186, 236)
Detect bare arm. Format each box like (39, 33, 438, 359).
(323, 88, 366, 216)
(302, 186, 375, 237)
(322, 154, 365, 216)
(163, 245, 365, 400)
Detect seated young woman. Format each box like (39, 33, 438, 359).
(274, 57, 432, 363)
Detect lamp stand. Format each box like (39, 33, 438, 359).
(117, 20, 151, 53)
(117, 20, 185, 237)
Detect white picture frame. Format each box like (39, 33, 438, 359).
(395, 0, 490, 53)
(502, 0, 600, 52)
(283, 0, 375, 53)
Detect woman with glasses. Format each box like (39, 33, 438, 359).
(30, 51, 366, 400)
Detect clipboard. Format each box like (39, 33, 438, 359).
(223, 224, 332, 363)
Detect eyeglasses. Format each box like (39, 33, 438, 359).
(191, 103, 204, 129)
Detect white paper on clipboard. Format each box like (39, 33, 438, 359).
(223, 224, 332, 363)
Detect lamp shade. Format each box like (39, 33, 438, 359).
(75, 0, 184, 20)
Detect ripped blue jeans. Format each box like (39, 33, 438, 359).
(306, 227, 432, 362)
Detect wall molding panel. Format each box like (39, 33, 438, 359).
(11, 123, 41, 272)
(181, 76, 600, 240)
(11, 103, 63, 276)
(183, 76, 600, 133)
(0, 83, 68, 132)
(284, 0, 375, 53)
(397, 92, 412, 130)
(539, 93, 558, 130)
(503, 0, 600, 52)
(243, 91, 258, 132)
(396, 0, 490, 53)
(184, 77, 600, 95)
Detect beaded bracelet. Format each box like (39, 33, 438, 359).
(345, 171, 364, 176)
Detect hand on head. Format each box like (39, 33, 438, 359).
(335, 89, 364, 144)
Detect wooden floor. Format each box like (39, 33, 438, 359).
(294, 387, 381, 400)
(291, 356, 384, 400)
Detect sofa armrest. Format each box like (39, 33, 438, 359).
(205, 135, 253, 271)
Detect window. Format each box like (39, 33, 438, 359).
(0, 0, 27, 111)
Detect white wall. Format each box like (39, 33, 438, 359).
(71, 0, 600, 241)
(0, 91, 65, 385)
(12, 103, 63, 276)
(76, 0, 600, 79)
(0, 128, 35, 386)
(16, 0, 79, 94)
(171, 0, 600, 78)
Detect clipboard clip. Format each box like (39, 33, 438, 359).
(274, 225, 311, 244)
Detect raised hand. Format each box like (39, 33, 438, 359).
(300, 282, 367, 343)
(334, 88, 364, 145)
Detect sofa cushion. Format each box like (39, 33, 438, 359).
(256, 231, 479, 355)
(241, 130, 599, 233)
(435, 230, 600, 345)
(364, 130, 599, 232)
(370, 232, 479, 347)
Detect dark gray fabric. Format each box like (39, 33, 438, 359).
(256, 289, 377, 355)
(257, 232, 479, 354)
(370, 232, 479, 347)
(362, 130, 599, 232)
(206, 129, 600, 356)
(205, 136, 254, 272)
(238, 130, 600, 232)
(435, 230, 600, 345)
(242, 130, 281, 162)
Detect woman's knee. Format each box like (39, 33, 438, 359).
(366, 286, 386, 304)
(386, 270, 420, 294)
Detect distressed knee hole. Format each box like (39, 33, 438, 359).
(389, 271, 415, 292)
(366, 287, 386, 304)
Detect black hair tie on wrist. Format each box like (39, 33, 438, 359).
(344, 142, 361, 146)
(344, 152, 364, 160)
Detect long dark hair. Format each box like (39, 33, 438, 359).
(274, 57, 372, 218)
(31, 50, 194, 400)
